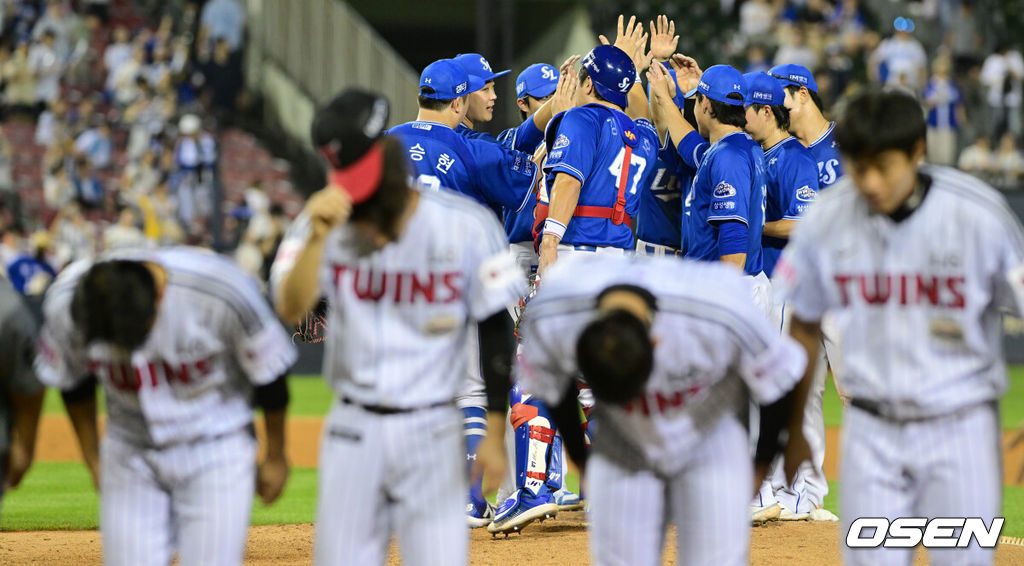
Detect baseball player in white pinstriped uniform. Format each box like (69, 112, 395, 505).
(272, 90, 523, 566)
(34, 247, 297, 566)
(775, 88, 1024, 566)
(517, 254, 810, 566)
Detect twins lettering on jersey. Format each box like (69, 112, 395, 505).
(87, 355, 216, 391)
(833, 272, 966, 309)
(330, 264, 463, 304)
(623, 384, 704, 417)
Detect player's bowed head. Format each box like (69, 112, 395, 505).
(833, 87, 927, 216)
(575, 284, 658, 405)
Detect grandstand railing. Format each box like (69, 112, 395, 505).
(243, 0, 419, 145)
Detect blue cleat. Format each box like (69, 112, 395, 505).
(552, 488, 584, 511)
(466, 499, 495, 529)
(487, 487, 558, 535)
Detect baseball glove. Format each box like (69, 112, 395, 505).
(293, 297, 329, 344)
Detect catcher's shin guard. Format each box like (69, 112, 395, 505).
(509, 384, 564, 495)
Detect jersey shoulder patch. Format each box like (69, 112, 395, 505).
(713, 181, 737, 198)
(795, 185, 816, 202)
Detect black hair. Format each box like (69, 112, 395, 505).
(834, 87, 926, 160)
(576, 308, 654, 406)
(749, 103, 791, 131)
(72, 260, 159, 350)
(417, 86, 456, 112)
(697, 92, 747, 128)
(577, 67, 609, 104)
(784, 84, 824, 113)
(348, 135, 411, 241)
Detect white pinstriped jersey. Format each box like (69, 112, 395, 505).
(270, 188, 525, 409)
(517, 255, 806, 476)
(34, 247, 298, 447)
(775, 165, 1024, 419)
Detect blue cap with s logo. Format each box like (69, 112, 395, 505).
(454, 53, 511, 83)
(516, 63, 559, 99)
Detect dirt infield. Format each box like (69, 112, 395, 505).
(3, 520, 1024, 565)
(15, 414, 1024, 565)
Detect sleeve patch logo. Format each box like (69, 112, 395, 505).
(713, 201, 736, 211)
(713, 182, 737, 198)
(796, 185, 816, 202)
(552, 134, 570, 150)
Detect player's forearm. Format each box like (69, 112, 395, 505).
(11, 389, 44, 458)
(787, 317, 823, 432)
(720, 253, 746, 270)
(531, 97, 556, 132)
(651, 96, 693, 150)
(763, 219, 797, 239)
(540, 174, 582, 250)
(63, 385, 100, 470)
(625, 83, 651, 121)
(276, 236, 326, 324)
(261, 408, 287, 461)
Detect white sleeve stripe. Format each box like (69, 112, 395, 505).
(707, 215, 750, 225)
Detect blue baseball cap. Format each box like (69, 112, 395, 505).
(769, 63, 818, 93)
(581, 44, 636, 109)
(419, 59, 485, 100)
(454, 53, 510, 83)
(685, 65, 746, 106)
(516, 63, 559, 99)
(743, 72, 786, 106)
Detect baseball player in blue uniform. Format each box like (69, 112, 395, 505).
(742, 71, 830, 521)
(649, 63, 767, 284)
(769, 64, 843, 189)
(454, 53, 509, 142)
(742, 72, 819, 279)
(387, 58, 537, 216)
(535, 35, 659, 275)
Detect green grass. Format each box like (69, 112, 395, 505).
(821, 366, 1024, 430)
(1, 462, 319, 531)
(42, 376, 335, 418)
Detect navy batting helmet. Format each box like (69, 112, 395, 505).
(581, 44, 636, 109)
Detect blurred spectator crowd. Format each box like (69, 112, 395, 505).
(595, 0, 1024, 190)
(0, 0, 295, 297)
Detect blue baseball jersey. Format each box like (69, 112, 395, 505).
(455, 123, 498, 143)
(497, 118, 545, 243)
(677, 131, 712, 255)
(388, 121, 535, 217)
(543, 105, 660, 249)
(809, 122, 843, 189)
(636, 139, 693, 249)
(762, 137, 819, 276)
(684, 131, 766, 275)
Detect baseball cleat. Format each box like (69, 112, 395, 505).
(778, 507, 810, 521)
(808, 508, 839, 522)
(750, 503, 782, 525)
(552, 488, 585, 511)
(466, 500, 496, 529)
(487, 488, 558, 535)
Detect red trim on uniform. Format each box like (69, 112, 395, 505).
(526, 471, 547, 481)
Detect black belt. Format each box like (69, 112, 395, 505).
(849, 398, 989, 423)
(339, 396, 453, 415)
